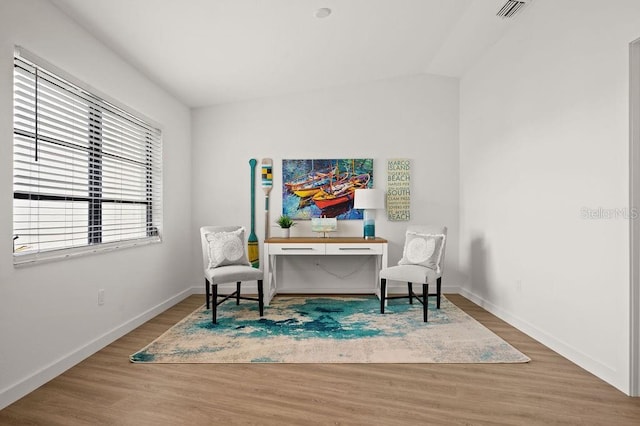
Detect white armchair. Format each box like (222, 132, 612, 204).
(379, 225, 447, 322)
(200, 226, 264, 324)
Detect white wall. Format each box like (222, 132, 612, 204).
(0, 0, 192, 408)
(459, 0, 640, 394)
(10, 0, 636, 408)
(191, 74, 460, 293)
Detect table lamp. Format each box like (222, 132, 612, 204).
(354, 188, 384, 239)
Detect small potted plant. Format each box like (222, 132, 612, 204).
(276, 214, 296, 238)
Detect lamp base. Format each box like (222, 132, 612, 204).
(363, 210, 376, 239)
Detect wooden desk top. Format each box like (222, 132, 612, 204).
(265, 237, 387, 244)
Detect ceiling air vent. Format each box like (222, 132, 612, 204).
(496, 0, 531, 18)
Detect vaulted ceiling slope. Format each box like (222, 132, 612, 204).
(51, 0, 521, 107)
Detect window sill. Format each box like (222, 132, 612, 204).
(13, 236, 162, 267)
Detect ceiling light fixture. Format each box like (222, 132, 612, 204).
(315, 8, 332, 19)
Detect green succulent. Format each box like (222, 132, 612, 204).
(276, 215, 296, 228)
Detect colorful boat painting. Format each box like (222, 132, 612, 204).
(312, 174, 370, 210)
(282, 159, 374, 220)
(292, 176, 332, 198)
(292, 172, 349, 198)
(284, 165, 337, 192)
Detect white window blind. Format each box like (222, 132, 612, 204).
(13, 48, 162, 264)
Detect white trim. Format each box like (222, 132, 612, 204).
(459, 288, 625, 393)
(629, 37, 640, 397)
(13, 236, 162, 267)
(0, 287, 192, 410)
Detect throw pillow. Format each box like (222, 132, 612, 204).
(205, 228, 250, 269)
(398, 231, 445, 273)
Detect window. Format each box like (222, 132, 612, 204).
(12, 48, 162, 264)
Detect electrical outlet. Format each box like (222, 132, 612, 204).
(98, 289, 105, 305)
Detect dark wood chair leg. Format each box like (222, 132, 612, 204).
(212, 283, 218, 324)
(436, 277, 442, 309)
(236, 282, 241, 305)
(423, 283, 428, 322)
(257, 280, 264, 316)
(205, 279, 211, 309)
(380, 278, 386, 314)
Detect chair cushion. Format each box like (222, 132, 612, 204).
(398, 231, 445, 273)
(380, 264, 439, 284)
(205, 227, 250, 269)
(205, 264, 263, 284)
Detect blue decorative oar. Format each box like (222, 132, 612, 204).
(261, 158, 273, 240)
(248, 159, 259, 268)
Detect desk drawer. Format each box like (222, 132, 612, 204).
(325, 244, 384, 255)
(268, 243, 325, 255)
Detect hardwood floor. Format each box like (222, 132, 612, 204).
(1, 294, 639, 425)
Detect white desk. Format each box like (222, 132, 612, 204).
(263, 237, 388, 305)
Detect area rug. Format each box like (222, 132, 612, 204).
(130, 296, 530, 363)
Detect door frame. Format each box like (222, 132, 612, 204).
(629, 37, 640, 397)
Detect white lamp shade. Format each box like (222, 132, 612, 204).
(354, 188, 384, 210)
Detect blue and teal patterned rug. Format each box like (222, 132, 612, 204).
(130, 296, 530, 363)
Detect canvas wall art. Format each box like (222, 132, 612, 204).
(282, 159, 374, 219)
(386, 158, 410, 221)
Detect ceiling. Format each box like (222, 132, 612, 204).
(50, 0, 521, 108)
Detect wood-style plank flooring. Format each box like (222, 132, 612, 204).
(1, 294, 639, 425)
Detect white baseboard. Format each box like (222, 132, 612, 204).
(458, 288, 628, 395)
(0, 282, 463, 410)
(0, 288, 193, 410)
